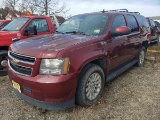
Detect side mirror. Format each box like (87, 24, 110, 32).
(111, 26, 131, 36)
(24, 25, 37, 36)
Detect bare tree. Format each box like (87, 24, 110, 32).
(2, 0, 70, 18)
(31, 0, 70, 16)
(3, 0, 19, 19)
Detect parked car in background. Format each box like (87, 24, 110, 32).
(0, 16, 55, 76)
(146, 17, 159, 43)
(7, 9, 150, 110)
(154, 21, 160, 34)
(0, 20, 11, 30)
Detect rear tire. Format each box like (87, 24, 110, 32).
(0, 51, 8, 76)
(76, 63, 105, 107)
(136, 47, 146, 67)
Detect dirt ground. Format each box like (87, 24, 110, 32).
(0, 48, 160, 120)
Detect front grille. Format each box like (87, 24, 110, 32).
(8, 51, 36, 65)
(9, 60, 32, 76)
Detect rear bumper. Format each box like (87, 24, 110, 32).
(14, 89, 75, 110)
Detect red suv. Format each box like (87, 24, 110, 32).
(8, 9, 150, 110)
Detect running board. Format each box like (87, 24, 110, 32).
(106, 59, 138, 82)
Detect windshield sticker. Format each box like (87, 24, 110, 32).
(63, 21, 69, 24)
(94, 29, 100, 33)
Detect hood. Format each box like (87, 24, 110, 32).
(10, 34, 94, 58)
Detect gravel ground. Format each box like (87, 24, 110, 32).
(0, 60, 160, 120)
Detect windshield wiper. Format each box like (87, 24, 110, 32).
(65, 31, 89, 35)
(55, 31, 65, 34)
(2, 29, 8, 31)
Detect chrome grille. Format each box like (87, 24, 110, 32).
(8, 51, 36, 65)
(8, 60, 32, 76)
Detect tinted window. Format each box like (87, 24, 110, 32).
(150, 19, 155, 27)
(137, 16, 149, 28)
(137, 16, 150, 32)
(28, 18, 49, 32)
(111, 15, 126, 31)
(127, 15, 139, 32)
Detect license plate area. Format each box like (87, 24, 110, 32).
(12, 80, 21, 93)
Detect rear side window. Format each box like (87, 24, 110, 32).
(137, 16, 149, 28)
(127, 15, 139, 33)
(137, 16, 150, 32)
(111, 15, 127, 31)
(150, 19, 156, 27)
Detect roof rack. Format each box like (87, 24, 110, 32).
(101, 9, 128, 13)
(129, 12, 140, 14)
(101, 9, 140, 14)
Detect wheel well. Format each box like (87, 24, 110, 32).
(0, 46, 9, 51)
(142, 41, 148, 49)
(90, 58, 107, 73)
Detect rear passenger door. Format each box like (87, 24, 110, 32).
(126, 15, 141, 59)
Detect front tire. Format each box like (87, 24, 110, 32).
(0, 51, 8, 76)
(76, 63, 105, 107)
(137, 47, 146, 67)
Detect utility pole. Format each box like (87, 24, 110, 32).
(45, 0, 48, 15)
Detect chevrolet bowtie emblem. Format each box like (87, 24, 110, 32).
(11, 59, 19, 65)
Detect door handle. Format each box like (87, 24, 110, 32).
(100, 41, 107, 45)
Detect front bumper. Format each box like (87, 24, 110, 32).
(14, 89, 75, 110)
(8, 68, 78, 110)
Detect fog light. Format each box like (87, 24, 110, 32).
(1, 60, 7, 67)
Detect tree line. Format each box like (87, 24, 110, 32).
(0, 0, 70, 19)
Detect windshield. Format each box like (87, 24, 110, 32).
(2, 18, 29, 31)
(56, 14, 109, 35)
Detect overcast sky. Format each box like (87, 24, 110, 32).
(0, 0, 159, 17)
(65, 0, 160, 17)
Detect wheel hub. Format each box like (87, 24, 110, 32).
(86, 73, 102, 100)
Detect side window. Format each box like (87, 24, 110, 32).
(111, 15, 127, 31)
(127, 15, 139, 33)
(137, 16, 149, 27)
(28, 18, 49, 32)
(137, 16, 150, 32)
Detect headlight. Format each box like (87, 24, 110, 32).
(39, 58, 70, 75)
